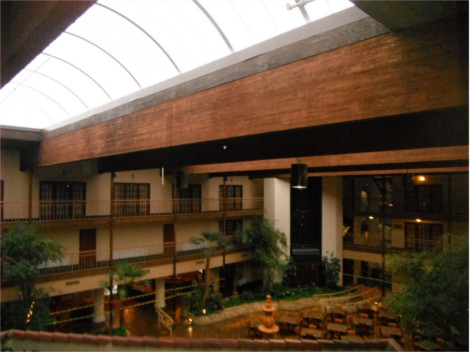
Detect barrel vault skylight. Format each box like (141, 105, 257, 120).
(0, 0, 353, 130)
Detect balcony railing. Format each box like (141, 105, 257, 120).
(0, 197, 264, 223)
(344, 197, 454, 216)
(343, 232, 443, 253)
(1, 236, 251, 281)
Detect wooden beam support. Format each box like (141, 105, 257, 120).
(38, 18, 467, 168)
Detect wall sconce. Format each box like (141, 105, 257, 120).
(291, 163, 308, 189)
(416, 175, 426, 183)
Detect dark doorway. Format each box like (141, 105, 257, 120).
(79, 229, 96, 266)
(290, 177, 322, 285)
(164, 224, 175, 256)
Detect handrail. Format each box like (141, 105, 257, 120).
(0, 197, 264, 223)
(155, 305, 173, 336)
(2, 236, 251, 280)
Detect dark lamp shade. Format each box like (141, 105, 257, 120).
(291, 163, 308, 189)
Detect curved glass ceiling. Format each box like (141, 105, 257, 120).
(0, 0, 353, 129)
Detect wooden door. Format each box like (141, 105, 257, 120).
(79, 229, 96, 266)
(164, 224, 175, 256)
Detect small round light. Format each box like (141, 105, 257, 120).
(416, 218, 422, 223)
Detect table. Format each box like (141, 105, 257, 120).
(327, 322, 348, 337)
(414, 339, 441, 351)
(300, 327, 324, 339)
(278, 315, 300, 326)
(378, 310, 399, 322)
(331, 308, 346, 318)
(278, 315, 300, 334)
(302, 311, 325, 325)
(354, 316, 373, 336)
(353, 317, 373, 327)
(381, 326, 402, 338)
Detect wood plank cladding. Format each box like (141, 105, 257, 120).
(38, 19, 468, 167)
(186, 146, 469, 175)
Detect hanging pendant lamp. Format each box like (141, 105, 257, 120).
(291, 163, 308, 189)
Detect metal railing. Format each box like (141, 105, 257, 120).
(343, 232, 443, 253)
(343, 196, 468, 216)
(0, 197, 264, 223)
(3, 236, 251, 280)
(155, 306, 174, 336)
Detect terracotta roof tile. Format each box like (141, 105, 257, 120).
(96, 334, 112, 344)
(9, 330, 25, 339)
(302, 338, 321, 350)
(316, 339, 335, 350)
(238, 338, 254, 350)
(51, 332, 69, 342)
(142, 335, 160, 347)
(38, 331, 54, 341)
(173, 337, 191, 348)
(68, 333, 84, 343)
(127, 336, 144, 346)
(269, 339, 287, 350)
(190, 337, 205, 349)
(111, 335, 127, 345)
(82, 333, 99, 344)
(158, 336, 175, 347)
(222, 338, 239, 349)
(204, 337, 223, 349)
(284, 338, 303, 350)
(24, 331, 40, 340)
(253, 339, 271, 350)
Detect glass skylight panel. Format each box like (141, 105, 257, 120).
(0, 0, 354, 129)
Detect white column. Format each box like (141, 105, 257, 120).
(155, 278, 166, 309)
(264, 178, 291, 255)
(264, 178, 291, 284)
(322, 176, 343, 286)
(92, 288, 106, 324)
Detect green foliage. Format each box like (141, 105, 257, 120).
(2, 223, 63, 299)
(1, 291, 52, 331)
(108, 262, 148, 299)
(190, 230, 225, 308)
(321, 252, 341, 289)
(243, 215, 288, 289)
(1, 223, 63, 331)
(385, 236, 468, 344)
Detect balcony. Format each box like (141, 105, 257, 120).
(1, 236, 251, 283)
(0, 197, 264, 226)
(343, 232, 443, 254)
(343, 196, 468, 221)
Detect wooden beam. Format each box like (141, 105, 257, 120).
(38, 19, 467, 167)
(186, 146, 468, 174)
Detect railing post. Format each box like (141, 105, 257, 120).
(108, 171, 116, 333)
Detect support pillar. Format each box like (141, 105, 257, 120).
(155, 278, 166, 309)
(353, 260, 362, 285)
(322, 176, 343, 286)
(92, 288, 106, 324)
(264, 178, 291, 284)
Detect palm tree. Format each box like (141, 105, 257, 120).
(191, 231, 226, 307)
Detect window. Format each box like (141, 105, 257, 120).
(405, 185, 443, 214)
(219, 219, 243, 236)
(405, 222, 443, 251)
(174, 184, 201, 213)
(114, 183, 150, 216)
(40, 182, 86, 220)
(219, 185, 243, 211)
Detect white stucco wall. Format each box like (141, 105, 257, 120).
(264, 177, 291, 256)
(322, 176, 343, 286)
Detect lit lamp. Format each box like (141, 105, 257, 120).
(291, 163, 308, 189)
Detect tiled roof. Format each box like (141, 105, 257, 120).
(1, 329, 403, 351)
